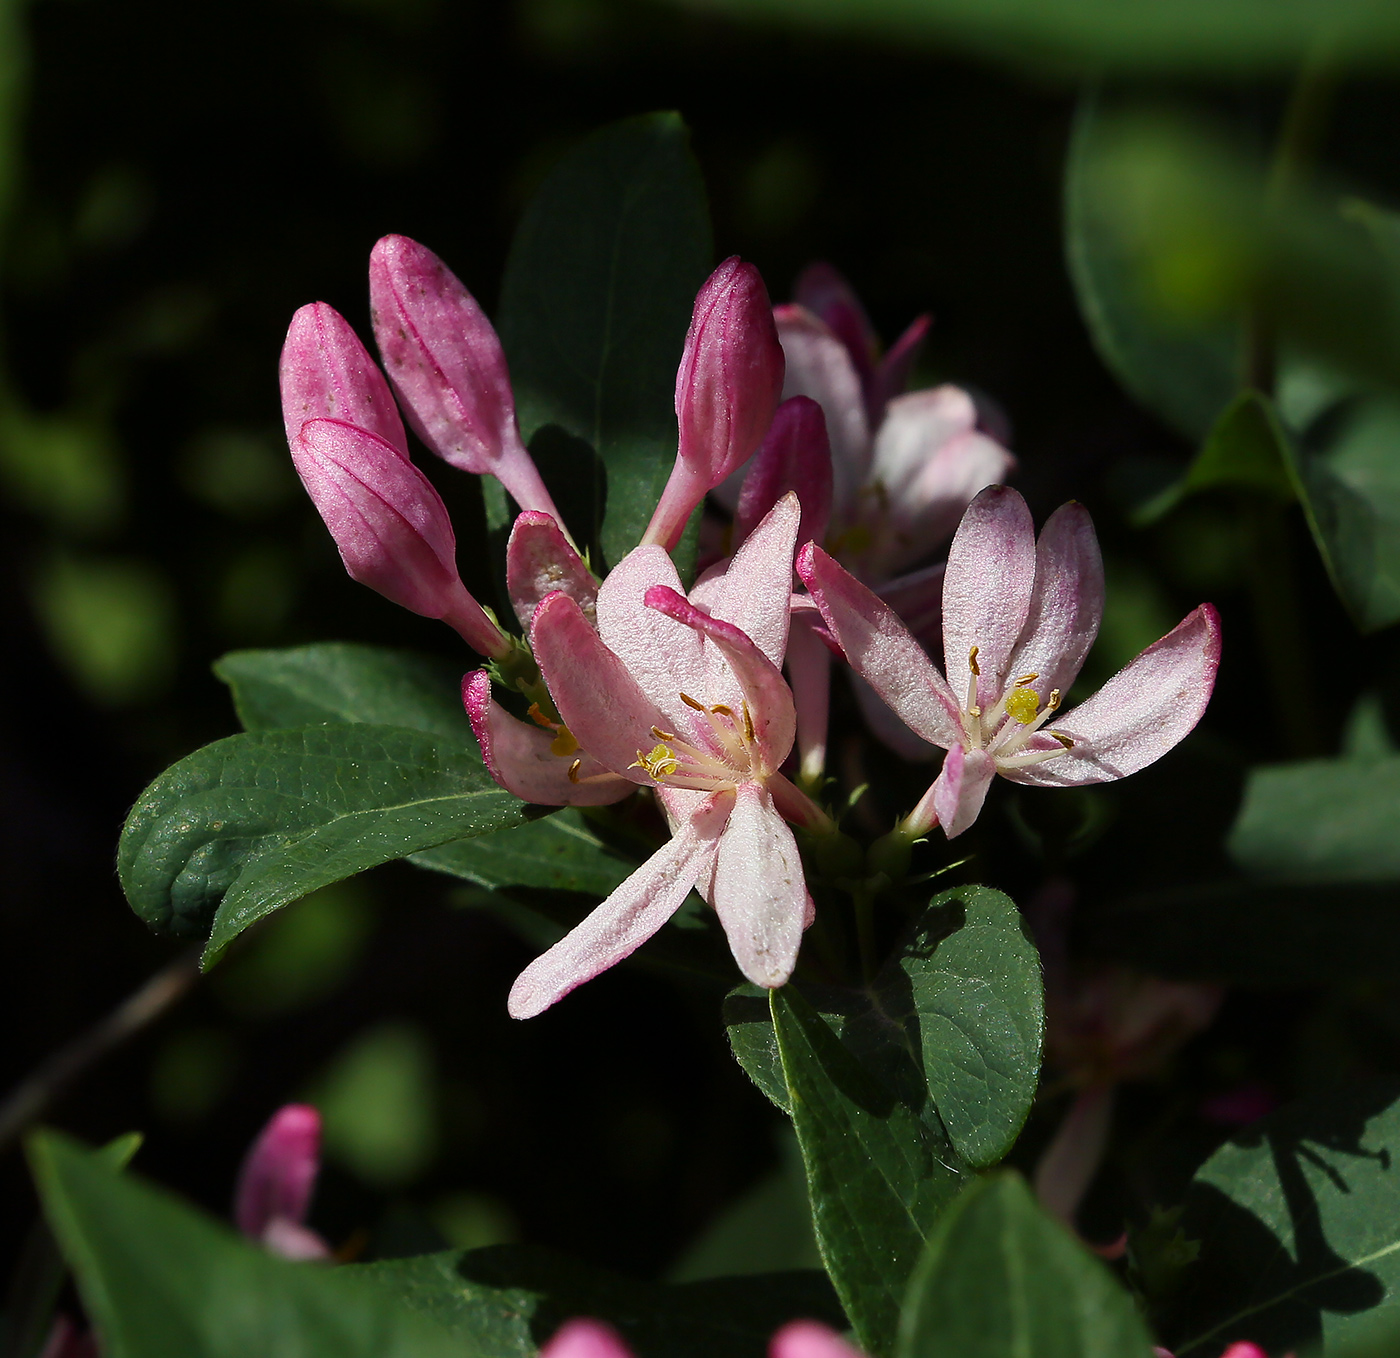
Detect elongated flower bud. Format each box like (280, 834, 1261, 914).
(280, 302, 407, 456)
(368, 234, 563, 523)
(233, 1104, 329, 1260)
(642, 258, 785, 550)
(293, 417, 509, 657)
(735, 395, 833, 550)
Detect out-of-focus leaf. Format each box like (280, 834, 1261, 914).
(1229, 755, 1400, 882)
(358, 1243, 844, 1357)
(771, 986, 967, 1358)
(117, 725, 525, 961)
(28, 1131, 461, 1358)
(665, 0, 1400, 73)
(499, 112, 712, 573)
(899, 1173, 1156, 1358)
(1169, 1081, 1400, 1357)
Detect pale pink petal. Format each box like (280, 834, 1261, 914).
(708, 491, 801, 669)
(369, 234, 562, 520)
(850, 671, 941, 762)
(507, 793, 730, 1018)
(775, 304, 871, 517)
(932, 745, 997, 839)
(1033, 1085, 1115, 1227)
(787, 610, 832, 782)
(797, 543, 961, 749)
(506, 510, 598, 634)
(531, 594, 673, 780)
(941, 485, 1035, 706)
(541, 1320, 634, 1358)
(867, 313, 931, 416)
(792, 261, 878, 382)
(1003, 604, 1221, 788)
(260, 1217, 332, 1261)
(735, 396, 834, 553)
(771, 1320, 866, 1358)
(234, 1105, 321, 1242)
(644, 587, 796, 773)
(711, 781, 806, 987)
(874, 561, 945, 650)
(593, 544, 707, 728)
(280, 302, 407, 456)
(463, 671, 633, 806)
(1008, 501, 1104, 705)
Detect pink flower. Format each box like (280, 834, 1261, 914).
(504, 494, 826, 1018)
(233, 1104, 332, 1261)
(539, 1317, 863, 1358)
(642, 258, 786, 551)
(799, 485, 1221, 839)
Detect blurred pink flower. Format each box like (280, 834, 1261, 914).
(233, 1104, 331, 1262)
(539, 1317, 864, 1358)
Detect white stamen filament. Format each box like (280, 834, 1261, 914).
(955, 645, 1075, 770)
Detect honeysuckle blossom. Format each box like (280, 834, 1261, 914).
(539, 1316, 864, 1358)
(503, 494, 827, 1019)
(799, 485, 1221, 840)
(233, 1103, 331, 1261)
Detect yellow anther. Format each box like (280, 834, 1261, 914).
(651, 725, 676, 740)
(567, 759, 582, 783)
(710, 704, 734, 717)
(968, 645, 980, 676)
(1046, 688, 1062, 712)
(1005, 688, 1041, 725)
(527, 702, 557, 731)
(742, 702, 755, 742)
(549, 726, 579, 757)
(631, 743, 680, 780)
(680, 692, 707, 711)
(1014, 672, 1040, 688)
(1049, 731, 1075, 749)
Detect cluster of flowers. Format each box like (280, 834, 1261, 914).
(279, 238, 1220, 1022)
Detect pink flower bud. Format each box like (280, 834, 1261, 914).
(770, 1320, 866, 1358)
(281, 302, 408, 457)
(643, 258, 785, 550)
(293, 417, 509, 657)
(505, 510, 598, 634)
(792, 262, 879, 383)
(736, 395, 833, 551)
(369, 234, 563, 522)
(540, 1319, 634, 1358)
(233, 1104, 327, 1256)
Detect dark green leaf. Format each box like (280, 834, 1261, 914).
(772, 986, 967, 1358)
(117, 725, 525, 963)
(899, 1173, 1156, 1358)
(358, 1243, 844, 1357)
(27, 1131, 460, 1358)
(1170, 1081, 1400, 1357)
(498, 112, 712, 573)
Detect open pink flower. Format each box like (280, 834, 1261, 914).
(539, 1317, 863, 1358)
(233, 1104, 331, 1261)
(505, 494, 825, 1018)
(799, 485, 1220, 839)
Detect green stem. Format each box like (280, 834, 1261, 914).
(853, 886, 877, 985)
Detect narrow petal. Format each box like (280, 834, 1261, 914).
(867, 313, 931, 417)
(711, 781, 807, 988)
(234, 1105, 321, 1242)
(770, 1320, 866, 1358)
(644, 586, 797, 773)
(540, 1321, 635, 1358)
(260, 1218, 332, 1262)
(531, 593, 673, 779)
(797, 543, 961, 748)
(775, 304, 871, 515)
(791, 261, 878, 381)
(1033, 1085, 1115, 1227)
(735, 396, 834, 553)
(850, 671, 941, 762)
(507, 793, 730, 1018)
(709, 491, 801, 668)
(933, 745, 996, 839)
(463, 671, 632, 806)
(874, 561, 945, 650)
(506, 510, 598, 634)
(1008, 500, 1104, 705)
(1003, 604, 1221, 788)
(941, 484, 1035, 706)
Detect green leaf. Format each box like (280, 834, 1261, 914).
(117, 724, 525, 963)
(27, 1130, 461, 1358)
(357, 1243, 844, 1357)
(899, 1173, 1157, 1358)
(1229, 755, 1400, 883)
(771, 986, 968, 1358)
(498, 112, 712, 573)
(1170, 1081, 1400, 1356)
(215, 643, 470, 740)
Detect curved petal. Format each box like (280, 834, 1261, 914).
(463, 671, 633, 806)
(708, 491, 801, 668)
(711, 781, 807, 988)
(1003, 604, 1221, 788)
(797, 543, 961, 748)
(644, 586, 796, 774)
(933, 744, 997, 839)
(792, 261, 878, 381)
(875, 560, 945, 649)
(868, 313, 931, 416)
(941, 484, 1035, 706)
(506, 510, 598, 634)
(595, 544, 706, 728)
(531, 593, 671, 780)
(735, 395, 833, 553)
(1008, 500, 1104, 705)
(507, 792, 730, 1018)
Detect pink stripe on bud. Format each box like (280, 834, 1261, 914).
(369, 234, 564, 522)
(643, 258, 785, 550)
(234, 1104, 324, 1246)
(736, 395, 833, 551)
(281, 302, 407, 457)
(294, 417, 509, 657)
